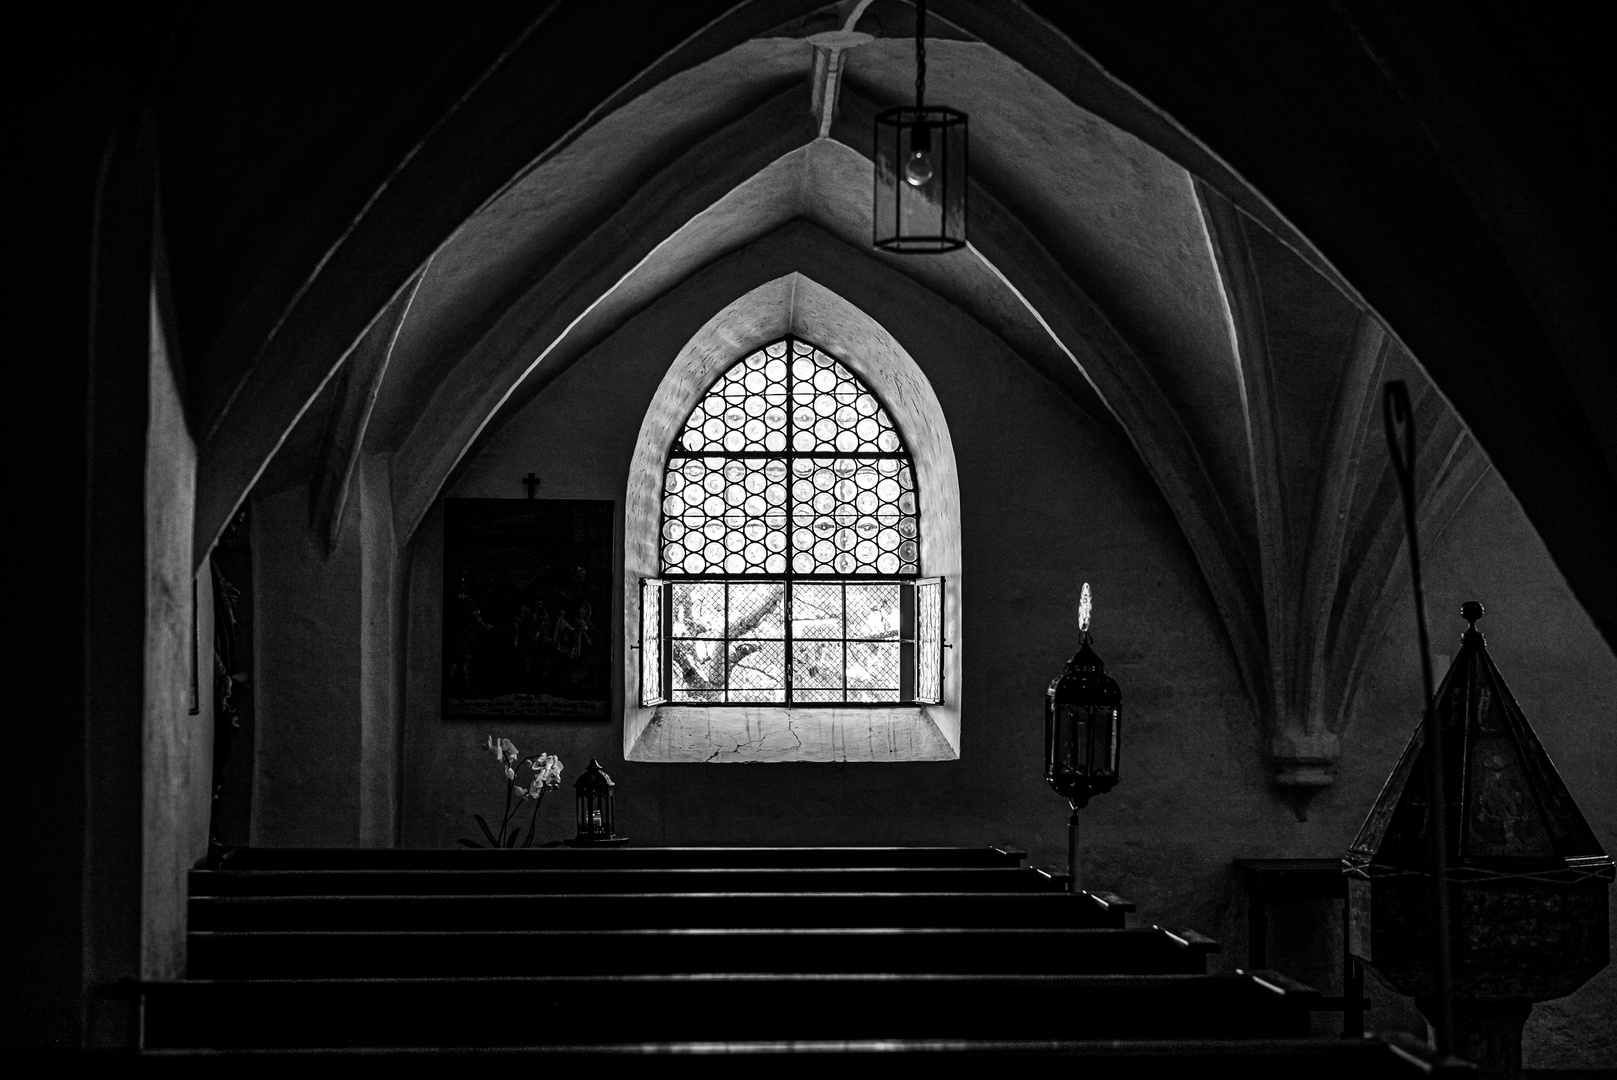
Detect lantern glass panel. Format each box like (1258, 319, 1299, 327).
(580, 796, 603, 837)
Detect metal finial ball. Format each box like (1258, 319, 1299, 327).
(1461, 600, 1484, 627)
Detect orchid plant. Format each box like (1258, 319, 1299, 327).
(459, 736, 564, 849)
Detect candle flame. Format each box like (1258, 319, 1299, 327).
(1078, 582, 1092, 634)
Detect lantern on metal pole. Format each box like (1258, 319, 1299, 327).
(873, 0, 966, 253)
(1044, 583, 1121, 892)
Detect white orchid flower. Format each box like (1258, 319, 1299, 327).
(529, 753, 564, 789)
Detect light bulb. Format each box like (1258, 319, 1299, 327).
(904, 148, 935, 187)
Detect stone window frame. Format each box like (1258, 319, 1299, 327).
(646, 334, 935, 708)
(622, 274, 961, 763)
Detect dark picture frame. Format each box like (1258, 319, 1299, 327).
(442, 498, 613, 720)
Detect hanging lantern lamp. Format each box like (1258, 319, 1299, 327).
(1045, 583, 1121, 891)
(873, 0, 967, 253)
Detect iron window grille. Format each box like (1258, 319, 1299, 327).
(641, 336, 943, 707)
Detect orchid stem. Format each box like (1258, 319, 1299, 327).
(499, 778, 514, 846)
(524, 790, 545, 847)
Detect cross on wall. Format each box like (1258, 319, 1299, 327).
(522, 473, 541, 499)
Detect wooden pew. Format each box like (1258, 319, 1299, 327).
(144, 845, 1454, 1072)
(187, 865, 1070, 897)
(208, 845, 1028, 870)
(142, 971, 1320, 1048)
(189, 889, 1133, 931)
(136, 1036, 1474, 1078)
(186, 925, 1219, 978)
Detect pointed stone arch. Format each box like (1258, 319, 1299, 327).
(623, 273, 962, 762)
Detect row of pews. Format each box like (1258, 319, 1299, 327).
(135, 845, 1470, 1073)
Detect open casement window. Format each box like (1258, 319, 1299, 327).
(639, 577, 667, 707)
(913, 576, 943, 704)
(640, 577, 943, 706)
(643, 336, 946, 707)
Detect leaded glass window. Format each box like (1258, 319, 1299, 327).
(660, 337, 918, 576)
(640, 337, 942, 707)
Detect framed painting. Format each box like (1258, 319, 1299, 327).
(442, 498, 614, 720)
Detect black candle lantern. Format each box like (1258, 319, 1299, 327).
(572, 758, 617, 843)
(1045, 583, 1121, 891)
(873, 0, 967, 253)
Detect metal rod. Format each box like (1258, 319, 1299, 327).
(915, 0, 926, 111)
(1343, 897, 1365, 1036)
(1383, 380, 1453, 1054)
(1068, 805, 1081, 894)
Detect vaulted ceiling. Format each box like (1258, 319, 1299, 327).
(130, 1, 1615, 778)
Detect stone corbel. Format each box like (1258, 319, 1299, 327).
(1269, 729, 1343, 788)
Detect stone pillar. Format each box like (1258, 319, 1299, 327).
(71, 113, 215, 1045)
(251, 485, 364, 845)
(357, 452, 403, 847)
(250, 462, 403, 847)
(141, 281, 214, 981)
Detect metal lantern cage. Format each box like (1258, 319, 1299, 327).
(873, 107, 967, 253)
(1044, 637, 1122, 810)
(1045, 586, 1121, 893)
(573, 757, 616, 843)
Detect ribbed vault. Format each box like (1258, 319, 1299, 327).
(243, 1, 1497, 784)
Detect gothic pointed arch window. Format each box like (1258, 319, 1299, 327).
(639, 337, 943, 706)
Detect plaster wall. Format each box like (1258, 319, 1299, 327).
(251, 485, 365, 845)
(141, 294, 214, 980)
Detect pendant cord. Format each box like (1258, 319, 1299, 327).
(914, 0, 926, 111)
(1383, 379, 1454, 1056)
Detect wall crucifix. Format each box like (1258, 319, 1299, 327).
(522, 473, 541, 499)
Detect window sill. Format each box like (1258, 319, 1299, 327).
(625, 703, 958, 763)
